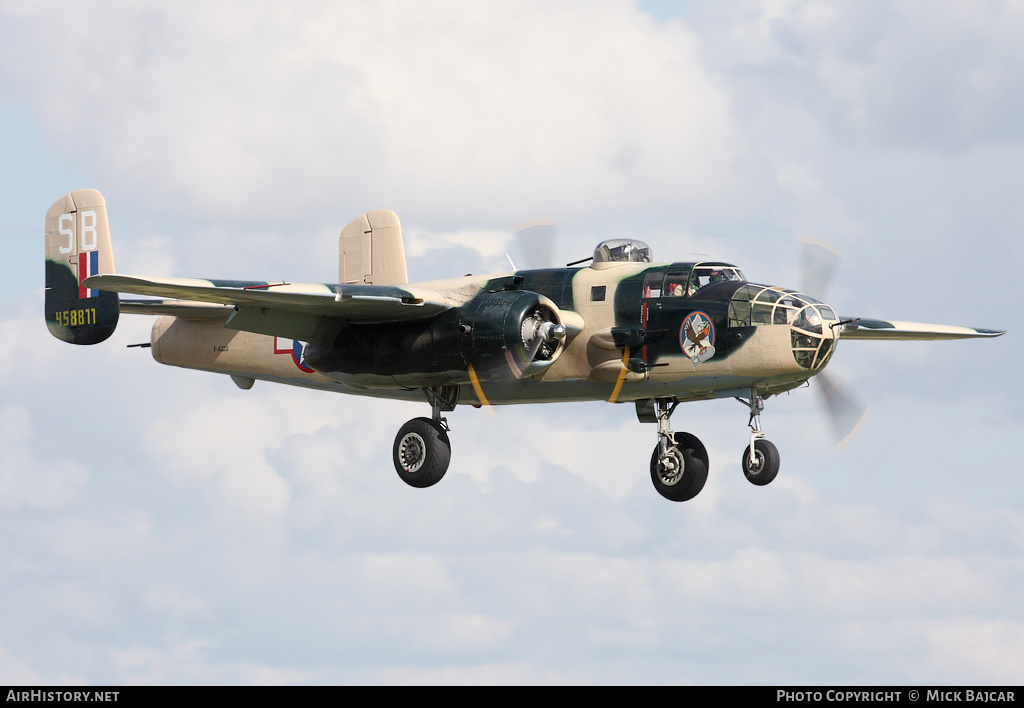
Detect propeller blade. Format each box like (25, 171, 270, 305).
(800, 238, 842, 301)
(467, 364, 497, 416)
(513, 220, 556, 270)
(815, 370, 870, 448)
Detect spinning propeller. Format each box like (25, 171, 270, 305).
(470, 224, 566, 411)
(800, 238, 870, 447)
(512, 219, 557, 271)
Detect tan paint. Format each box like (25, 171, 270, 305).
(578, 262, 647, 383)
(44, 189, 116, 275)
(338, 209, 408, 286)
(152, 316, 336, 386)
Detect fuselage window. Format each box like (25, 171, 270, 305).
(591, 285, 607, 302)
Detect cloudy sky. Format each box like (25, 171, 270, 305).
(1, 0, 1021, 685)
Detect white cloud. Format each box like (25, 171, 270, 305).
(370, 660, 586, 685)
(0, 405, 88, 511)
(0, 647, 45, 685)
(847, 616, 1024, 686)
(1, 0, 744, 227)
(692, 0, 1024, 150)
(914, 616, 1024, 685)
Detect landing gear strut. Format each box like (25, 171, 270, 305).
(735, 388, 780, 486)
(392, 386, 457, 488)
(648, 398, 709, 502)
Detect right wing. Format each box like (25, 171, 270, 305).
(839, 318, 1005, 340)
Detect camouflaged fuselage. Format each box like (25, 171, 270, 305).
(148, 261, 829, 406)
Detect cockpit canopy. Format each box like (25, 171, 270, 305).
(593, 239, 652, 265)
(644, 262, 746, 298)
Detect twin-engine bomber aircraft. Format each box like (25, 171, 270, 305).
(45, 189, 1004, 502)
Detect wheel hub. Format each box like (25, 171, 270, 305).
(657, 451, 684, 486)
(747, 450, 765, 474)
(398, 432, 427, 473)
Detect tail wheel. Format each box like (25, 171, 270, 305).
(650, 432, 709, 502)
(741, 438, 780, 486)
(393, 417, 451, 488)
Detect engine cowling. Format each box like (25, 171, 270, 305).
(457, 289, 566, 381)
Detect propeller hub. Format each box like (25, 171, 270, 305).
(541, 323, 566, 341)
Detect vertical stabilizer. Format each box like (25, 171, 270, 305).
(338, 209, 408, 286)
(44, 189, 119, 344)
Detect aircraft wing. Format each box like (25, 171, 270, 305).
(85, 274, 454, 343)
(839, 318, 1005, 341)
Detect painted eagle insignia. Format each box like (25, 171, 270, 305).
(681, 311, 716, 368)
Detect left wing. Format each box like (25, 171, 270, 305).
(839, 318, 1005, 341)
(85, 274, 455, 343)
(119, 299, 234, 319)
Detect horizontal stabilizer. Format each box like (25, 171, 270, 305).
(840, 318, 1005, 341)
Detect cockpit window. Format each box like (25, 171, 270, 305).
(645, 263, 744, 299)
(690, 266, 744, 292)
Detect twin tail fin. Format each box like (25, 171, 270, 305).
(44, 189, 119, 344)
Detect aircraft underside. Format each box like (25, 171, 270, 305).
(150, 324, 811, 502)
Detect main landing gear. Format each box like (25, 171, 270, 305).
(648, 398, 709, 502)
(392, 387, 457, 488)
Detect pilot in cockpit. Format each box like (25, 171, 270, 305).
(665, 278, 686, 296)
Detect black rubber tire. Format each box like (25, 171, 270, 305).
(393, 418, 451, 488)
(650, 432, 709, 502)
(741, 438, 780, 486)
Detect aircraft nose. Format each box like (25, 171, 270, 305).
(790, 302, 837, 370)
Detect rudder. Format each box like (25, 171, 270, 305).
(44, 189, 119, 344)
(338, 210, 408, 286)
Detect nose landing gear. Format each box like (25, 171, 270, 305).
(735, 388, 781, 486)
